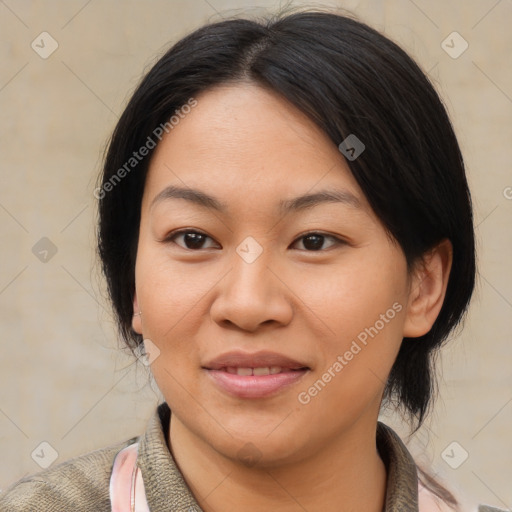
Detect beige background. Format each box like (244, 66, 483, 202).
(0, 0, 510, 510)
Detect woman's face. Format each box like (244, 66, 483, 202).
(132, 83, 416, 466)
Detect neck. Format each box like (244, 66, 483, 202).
(168, 414, 387, 512)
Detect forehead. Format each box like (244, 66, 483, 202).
(142, 83, 367, 213)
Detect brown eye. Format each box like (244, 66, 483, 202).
(166, 230, 218, 250)
(292, 232, 342, 251)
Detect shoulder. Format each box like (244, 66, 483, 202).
(0, 437, 137, 512)
(418, 479, 457, 512)
(418, 480, 508, 512)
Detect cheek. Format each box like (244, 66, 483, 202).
(292, 246, 408, 407)
(134, 250, 201, 353)
(296, 304, 406, 436)
(294, 248, 408, 342)
(135, 242, 212, 322)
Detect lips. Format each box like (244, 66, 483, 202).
(223, 366, 299, 376)
(203, 350, 309, 372)
(202, 351, 310, 399)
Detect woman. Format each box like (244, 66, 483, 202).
(0, 8, 504, 512)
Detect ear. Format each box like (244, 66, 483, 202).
(403, 239, 453, 338)
(132, 291, 143, 335)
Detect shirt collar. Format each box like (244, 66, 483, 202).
(137, 402, 419, 511)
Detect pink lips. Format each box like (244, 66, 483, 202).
(202, 350, 310, 399)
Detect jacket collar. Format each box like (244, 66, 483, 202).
(136, 402, 419, 511)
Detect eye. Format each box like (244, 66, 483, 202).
(165, 229, 219, 250)
(164, 230, 344, 252)
(291, 232, 343, 251)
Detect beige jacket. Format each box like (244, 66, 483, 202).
(0, 402, 505, 511)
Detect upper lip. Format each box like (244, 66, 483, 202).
(202, 350, 309, 370)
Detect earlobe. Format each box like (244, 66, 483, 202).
(403, 239, 453, 338)
(132, 292, 143, 335)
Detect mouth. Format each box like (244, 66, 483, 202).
(203, 350, 309, 371)
(202, 351, 310, 399)
(216, 366, 307, 376)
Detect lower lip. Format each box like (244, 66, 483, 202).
(205, 369, 309, 399)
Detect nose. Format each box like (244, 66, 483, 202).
(210, 249, 294, 332)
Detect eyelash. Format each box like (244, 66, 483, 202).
(163, 229, 346, 252)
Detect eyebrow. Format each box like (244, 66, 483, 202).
(149, 185, 361, 214)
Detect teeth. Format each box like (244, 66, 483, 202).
(222, 366, 289, 375)
(253, 367, 270, 376)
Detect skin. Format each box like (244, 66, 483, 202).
(132, 83, 452, 512)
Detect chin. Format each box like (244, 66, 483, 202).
(206, 426, 311, 469)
